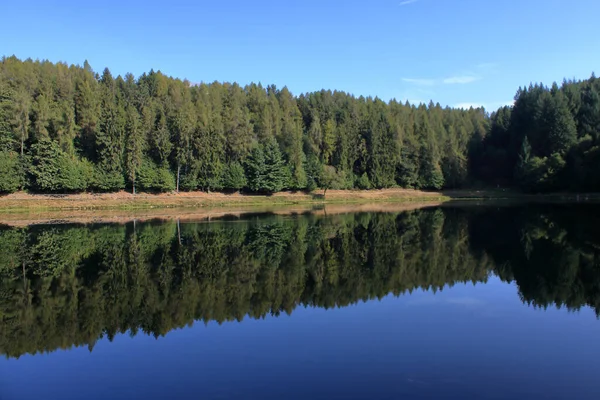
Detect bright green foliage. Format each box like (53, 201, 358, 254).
(125, 105, 144, 194)
(137, 158, 176, 192)
(8, 89, 30, 156)
(222, 162, 247, 190)
(518, 153, 566, 192)
(367, 103, 398, 188)
(94, 69, 125, 191)
(543, 93, 577, 156)
(419, 145, 445, 190)
(321, 165, 346, 195)
(224, 83, 254, 161)
(245, 139, 287, 193)
(307, 114, 322, 157)
(0, 84, 16, 152)
(304, 154, 321, 191)
(29, 138, 93, 192)
(356, 172, 371, 190)
(93, 167, 125, 192)
(262, 139, 288, 192)
(244, 145, 266, 191)
(322, 119, 336, 163)
(31, 93, 51, 140)
(0, 151, 24, 192)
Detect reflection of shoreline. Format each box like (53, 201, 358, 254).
(0, 202, 443, 227)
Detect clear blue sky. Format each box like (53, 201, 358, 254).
(2, 0, 599, 110)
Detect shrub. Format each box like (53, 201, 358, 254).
(222, 162, 247, 191)
(356, 172, 371, 190)
(137, 158, 175, 192)
(0, 151, 24, 193)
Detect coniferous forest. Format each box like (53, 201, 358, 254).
(0, 56, 599, 194)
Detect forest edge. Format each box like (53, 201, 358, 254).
(0, 188, 598, 213)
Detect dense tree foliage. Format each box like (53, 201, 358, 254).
(1, 205, 600, 358)
(1, 56, 597, 193)
(0, 56, 491, 194)
(473, 77, 600, 191)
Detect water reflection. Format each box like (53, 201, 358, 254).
(0, 204, 599, 359)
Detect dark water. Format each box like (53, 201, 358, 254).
(1, 204, 600, 400)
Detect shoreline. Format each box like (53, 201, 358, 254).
(0, 188, 597, 215)
(0, 188, 448, 213)
(0, 202, 448, 227)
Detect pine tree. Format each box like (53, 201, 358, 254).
(543, 92, 577, 156)
(223, 83, 253, 161)
(245, 145, 266, 192)
(245, 139, 287, 193)
(95, 68, 125, 190)
(0, 151, 23, 193)
(74, 71, 99, 160)
(125, 105, 144, 194)
(222, 162, 247, 191)
(11, 89, 30, 156)
(262, 138, 287, 192)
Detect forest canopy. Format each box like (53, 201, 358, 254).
(0, 56, 598, 194)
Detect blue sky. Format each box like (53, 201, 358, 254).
(2, 0, 599, 110)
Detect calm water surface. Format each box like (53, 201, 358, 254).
(1, 204, 600, 399)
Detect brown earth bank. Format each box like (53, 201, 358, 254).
(0, 188, 597, 215)
(0, 188, 449, 213)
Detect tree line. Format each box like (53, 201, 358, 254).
(1, 205, 600, 358)
(0, 56, 488, 194)
(1, 56, 597, 194)
(473, 75, 600, 191)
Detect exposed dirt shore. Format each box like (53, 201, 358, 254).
(0, 188, 450, 212)
(0, 188, 595, 223)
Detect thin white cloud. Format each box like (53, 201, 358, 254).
(443, 75, 481, 84)
(399, 0, 419, 5)
(402, 77, 435, 86)
(476, 62, 498, 70)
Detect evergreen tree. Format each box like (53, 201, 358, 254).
(245, 145, 266, 192)
(262, 138, 288, 192)
(222, 161, 247, 191)
(542, 92, 577, 156)
(245, 139, 287, 193)
(125, 105, 144, 194)
(0, 151, 23, 193)
(95, 68, 125, 190)
(0, 56, 598, 194)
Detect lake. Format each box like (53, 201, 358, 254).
(1, 203, 600, 399)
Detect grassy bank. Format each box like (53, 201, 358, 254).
(0, 188, 598, 214)
(0, 189, 450, 213)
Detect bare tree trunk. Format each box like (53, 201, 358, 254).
(176, 164, 181, 193)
